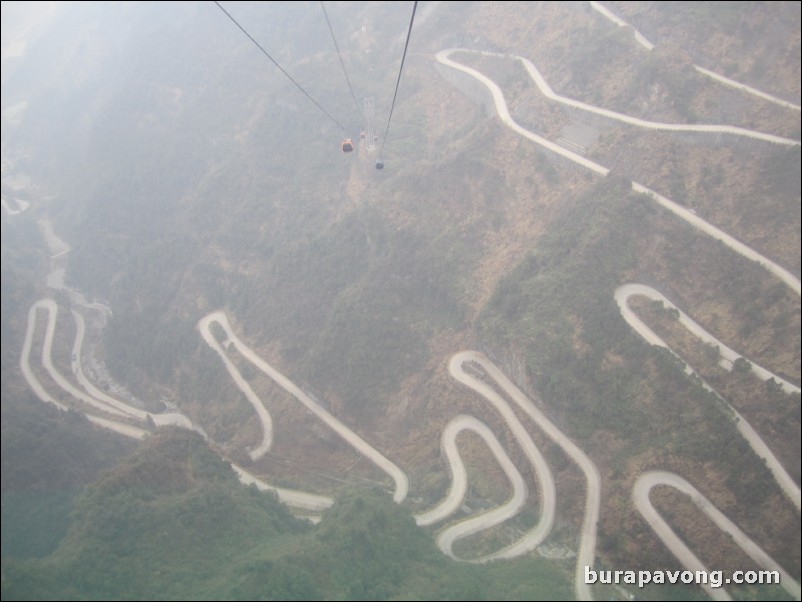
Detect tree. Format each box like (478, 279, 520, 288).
(733, 357, 752, 374)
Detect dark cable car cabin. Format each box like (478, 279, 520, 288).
(375, 159, 384, 170)
(341, 138, 354, 153)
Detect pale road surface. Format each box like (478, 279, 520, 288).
(587, 1, 655, 50)
(198, 312, 274, 460)
(633, 471, 801, 601)
(24, 298, 798, 601)
(414, 415, 526, 527)
(435, 49, 802, 297)
(71, 309, 194, 428)
(16, 30, 799, 593)
(84, 415, 148, 440)
(22, 296, 563, 539)
(446, 353, 557, 559)
(451, 352, 601, 600)
(628, 183, 801, 297)
(198, 311, 409, 503)
(20, 301, 69, 412)
(429, 415, 529, 560)
(28, 300, 129, 418)
(22, 297, 327, 499)
(200, 319, 564, 565)
(20, 300, 148, 440)
(202, 313, 561, 556)
(436, 49, 609, 175)
(615, 285, 800, 394)
(478, 49, 799, 146)
(616, 284, 802, 511)
(589, 1, 802, 112)
(232, 465, 334, 512)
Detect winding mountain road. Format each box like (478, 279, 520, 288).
(20, 300, 147, 440)
(427, 415, 529, 559)
(616, 286, 800, 597)
(475, 49, 798, 146)
(435, 49, 801, 297)
(232, 464, 334, 513)
(25, 300, 129, 418)
(616, 284, 801, 511)
(437, 39, 799, 600)
(414, 414, 526, 528)
(451, 352, 602, 599)
(15, 19, 800, 601)
(198, 312, 274, 460)
(589, 1, 802, 112)
(634, 471, 801, 601)
(21, 299, 193, 438)
(196, 316, 600, 595)
(199, 311, 409, 503)
(616, 285, 799, 395)
(72, 309, 192, 428)
(440, 353, 556, 556)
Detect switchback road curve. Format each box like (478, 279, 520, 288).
(435, 48, 801, 297)
(21, 299, 192, 438)
(616, 284, 801, 511)
(199, 311, 409, 503)
(634, 471, 801, 601)
(198, 317, 600, 599)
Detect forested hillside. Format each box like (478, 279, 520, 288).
(2, 2, 799, 600)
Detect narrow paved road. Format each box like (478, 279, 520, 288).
(589, 1, 802, 112)
(634, 471, 801, 601)
(414, 414, 525, 528)
(446, 353, 557, 559)
(616, 284, 799, 394)
(436, 49, 801, 297)
(15, 30, 799, 597)
(26, 300, 129, 417)
(198, 312, 274, 460)
(195, 329, 599, 589)
(20, 301, 68, 412)
(427, 415, 529, 560)
(20, 300, 148, 440)
(232, 464, 334, 512)
(199, 311, 409, 503)
(477, 49, 798, 145)
(450, 351, 601, 600)
(616, 284, 801, 511)
(72, 309, 193, 428)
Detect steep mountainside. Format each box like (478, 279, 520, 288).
(2, 2, 799, 600)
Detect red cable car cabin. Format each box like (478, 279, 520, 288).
(341, 138, 354, 153)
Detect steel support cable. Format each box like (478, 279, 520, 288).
(379, 1, 418, 159)
(320, 1, 365, 124)
(213, 0, 345, 131)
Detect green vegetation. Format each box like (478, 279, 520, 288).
(1, 395, 135, 559)
(481, 176, 650, 439)
(2, 429, 573, 601)
(20, 1, 489, 420)
(477, 176, 796, 572)
(478, 175, 788, 469)
(3, 1, 798, 597)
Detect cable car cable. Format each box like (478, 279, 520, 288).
(213, 0, 345, 131)
(378, 0, 418, 160)
(320, 1, 365, 124)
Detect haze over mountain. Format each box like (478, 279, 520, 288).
(2, 2, 800, 600)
